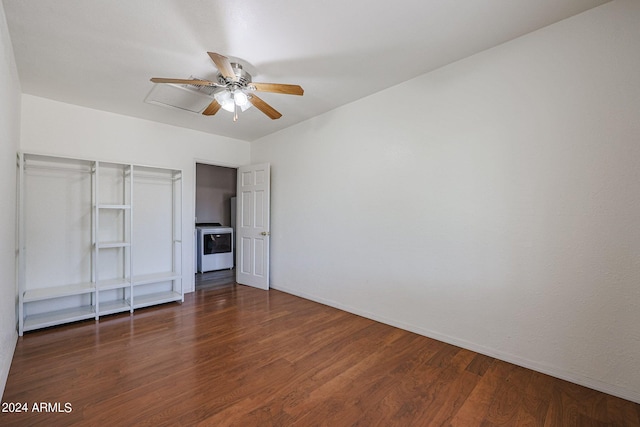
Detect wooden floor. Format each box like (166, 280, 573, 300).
(2, 284, 639, 426)
(195, 269, 236, 290)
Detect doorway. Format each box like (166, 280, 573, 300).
(195, 162, 237, 289)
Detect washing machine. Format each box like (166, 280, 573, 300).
(196, 224, 234, 272)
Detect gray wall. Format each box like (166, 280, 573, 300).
(196, 163, 236, 226)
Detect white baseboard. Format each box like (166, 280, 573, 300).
(271, 283, 640, 404)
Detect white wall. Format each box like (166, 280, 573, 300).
(20, 95, 251, 292)
(0, 2, 20, 399)
(252, 0, 640, 403)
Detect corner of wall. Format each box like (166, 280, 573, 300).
(0, 0, 21, 400)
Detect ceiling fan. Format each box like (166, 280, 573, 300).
(150, 52, 303, 121)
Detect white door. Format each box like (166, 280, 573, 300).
(236, 163, 270, 289)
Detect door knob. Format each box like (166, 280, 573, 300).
(261, 231, 270, 236)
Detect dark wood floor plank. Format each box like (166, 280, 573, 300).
(285, 337, 413, 426)
(607, 394, 640, 426)
(451, 360, 506, 426)
(467, 353, 495, 377)
(514, 393, 550, 427)
(2, 284, 639, 426)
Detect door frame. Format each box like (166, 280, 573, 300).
(191, 158, 241, 291)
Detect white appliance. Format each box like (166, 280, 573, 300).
(196, 225, 234, 272)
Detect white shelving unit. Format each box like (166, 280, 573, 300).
(94, 161, 133, 318)
(130, 165, 183, 310)
(17, 153, 183, 336)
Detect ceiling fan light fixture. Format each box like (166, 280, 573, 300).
(233, 89, 249, 107)
(151, 52, 302, 121)
(221, 101, 235, 113)
(214, 89, 235, 112)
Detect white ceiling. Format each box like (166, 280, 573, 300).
(3, 0, 610, 142)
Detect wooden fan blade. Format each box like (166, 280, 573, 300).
(249, 95, 282, 120)
(207, 52, 236, 81)
(250, 82, 304, 96)
(202, 100, 222, 116)
(150, 78, 216, 86)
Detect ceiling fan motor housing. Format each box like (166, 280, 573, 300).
(217, 63, 252, 90)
